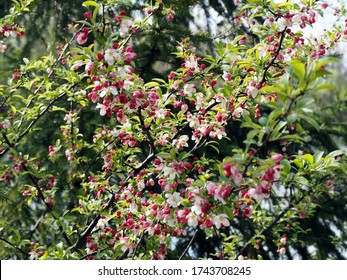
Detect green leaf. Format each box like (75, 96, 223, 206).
(295, 175, 309, 186)
(287, 113, 297, 125)
(299, 114, 320, 130)
(315, 84, 336, 91)
(82, 1, 99, 8)
(289, 60, 306, 81)
(327, 150, 344, 158)
(27, 197, 33, 207)
(145, 81, 159, 89)
(293, 158, 303, 168)
(313, 151, 324, 163)
(302, 154, 314, 164)
(222, 205, 234, 220)
(281, 159, 291, 174)
(258, 116, 268, 126)
(259, 85, 282, 94)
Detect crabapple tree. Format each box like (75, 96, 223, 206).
(0, 0, 347, 260)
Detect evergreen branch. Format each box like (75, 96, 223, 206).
(0, 188, 9, 202)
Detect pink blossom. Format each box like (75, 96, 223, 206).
(96, 103, 108, 116)
(243, 207, 252, 218)
(76, 28, 88, 45)
(172, 135, 189, 150)
(222, 71, 232, 81)
(0, 41, 8, 53)
(271, 153, 284, 163)
(85, 60, 94, 74)
(223, 163, 242, 186)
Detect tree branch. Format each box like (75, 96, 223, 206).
(0, 236, 30, 257)
(179, 229, 198, 260)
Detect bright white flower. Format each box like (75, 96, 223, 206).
(170, 80, 179, 90)
(158, 133, 170, 145)
(96, 217, 108, 230)
(2, 119, 11, 129)
(100, 86, 118, 98)
(185, 56, 198, 69)
(119, 19, 132, 37)
(292, 14, 302, 25)
(183, 83, 196, 96)
(165, 192, 183, 208)
(258, 45, 267, 58)
(191, 197, 204, 215)
(273, 164, 283, 180)
(64, 112, 75, 124)
(172, 135, 189, 150)
(188, 114, 199, 129)
(65, 148, 75, 161)
(119, 237, 133, 253)
(210, 128, 226, 140)
(247, 86, 258, 98)
(122, 189, 133, 200)
(29, 250, 40, 260)
(211, 213, 230, 229)
(117, 66, 129, 79)
(138, 180, 145, 191)
(155, 108, 167, 119)
(85, 60, 94, 74)
(163, 166, 178, 180)
(232, 107, 244, 118)
(249, 188, 267, 203)
(195, 92, 204, 110)
(277, 16, 295, 29)
(4, 30, 16, 37)
(279, 247, 286, 254)
(96, 103, 107, 116)
(105, 48, 121, 65)
(187, 212, 199, 227)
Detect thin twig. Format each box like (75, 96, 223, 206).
(179, 229, 198, 260)
(0, 236, 30, 257)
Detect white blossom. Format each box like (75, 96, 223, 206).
(211, 213, 230, 229)
(183, 83, 196, 96)
(165, 192, 183, 208)
(163, 166, 178, 180)
(187, 212, 199, 227)
(29, 250, 40, 260)
(105, 48, 121, 65)
(96, 217, 108, 230)
(96, 103, 107, 116)
(119, 19, 132, 37)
